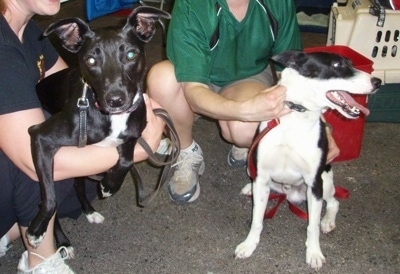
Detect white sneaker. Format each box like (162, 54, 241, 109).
(0, 234, 10, 258)
(167, 141, 205, 204)
(227, 145, 248, 167)
(17, 246, 75, 274)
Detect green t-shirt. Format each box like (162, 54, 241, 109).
(167, 0, 302, 87)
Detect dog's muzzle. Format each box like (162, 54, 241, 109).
(96, 92, 141, 114)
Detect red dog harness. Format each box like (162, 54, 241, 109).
(247, 119, 349, 220)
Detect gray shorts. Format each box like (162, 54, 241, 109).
(209, 66, 276, 93)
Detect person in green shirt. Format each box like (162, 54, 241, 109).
(147, 0, 339, 204)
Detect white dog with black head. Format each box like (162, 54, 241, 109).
(235, 51, 381, 270)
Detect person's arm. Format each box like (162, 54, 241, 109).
(182, 82, 290, 122)
(0, 93, 164, 182)
(321, 115, 340, 163)
(55, 94, 164, 179)
(0, 53, 164, 182)
(45, 56, 68, 77)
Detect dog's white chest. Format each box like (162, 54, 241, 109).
(94, 113, 130, 147)
(257, 115, 323, 183)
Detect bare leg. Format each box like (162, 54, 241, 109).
(20, 215, 56, 268)
(218, 81, 266, 147)
(147, 60, 195, 149)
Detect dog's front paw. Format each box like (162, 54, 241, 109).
(85, 212, 105, 224)
(235, 240, 258, 259)
(306, 247, 326, 270)
(240, 183, 252, 196)
(26, 231, 46, 248)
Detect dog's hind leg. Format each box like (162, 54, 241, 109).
(235, 176, 270, 259)
(321, 167, 339, 233)
(74, 178, 104, 224)
(239, 183, 252, 196)
(305, 180, 325, 270)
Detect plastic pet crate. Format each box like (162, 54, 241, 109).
(305, 45, 373, 162)
(327, 0, 400, 84)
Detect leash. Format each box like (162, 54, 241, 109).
(247, 115, 349, 220)
(260, 187, 349, 220)
(77, 81, 90, 147)
(133, 108, 180, 207)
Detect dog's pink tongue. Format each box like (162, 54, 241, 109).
(339, 91, 370, 116)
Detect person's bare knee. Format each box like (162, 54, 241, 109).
(147, 60, 179, 102)
(220, 120, 258, 147)
(217, 81, 265, 147)
(147, 60, 196, 148)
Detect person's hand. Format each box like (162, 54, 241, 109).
(244, 85, 291, 122)
(140, 93, 166, 153)
(326, 127, 340, 163)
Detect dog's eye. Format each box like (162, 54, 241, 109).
(332, 61, 340, 68)
(127, 51, 135, 60)
(86, 57, 96, 67)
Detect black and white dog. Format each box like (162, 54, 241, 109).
(235, 51, 381, 270)
(26, 6, 170, 248)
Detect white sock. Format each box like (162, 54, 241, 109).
(181, 140, 202, 154)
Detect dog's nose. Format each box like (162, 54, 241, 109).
(371, 77, 382, 89)
(106, 93, 125, 108)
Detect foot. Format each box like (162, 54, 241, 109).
(306, 246, 326, 270)
(321, 199, 339, 233)
(235, 239, 258, 259)
(85, 211, 105, 224)
(167, 142, 205, 204)
(240, 183, 253, 196)
(0, 235, 10, 258)
(17, 246, 75, 274)
(227, 145, 248, 167)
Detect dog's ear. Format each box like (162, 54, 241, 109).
(271, 50, 307, 69)
(124, 6, 171, 43)
(43, 18, 95, 53)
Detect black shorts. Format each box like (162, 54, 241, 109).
(0, 150, 98, 237)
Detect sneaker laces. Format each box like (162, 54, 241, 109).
(29, 246, 73, 273)
(172, 151, 204, 184)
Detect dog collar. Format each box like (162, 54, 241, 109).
(284, 101, 308, 112)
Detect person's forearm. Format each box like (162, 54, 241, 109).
(53, 145, 119, 181)
(183, 83, 239, 120)
(52, 139, 156, 181)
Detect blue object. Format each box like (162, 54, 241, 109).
(86, 0, 139, 21)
